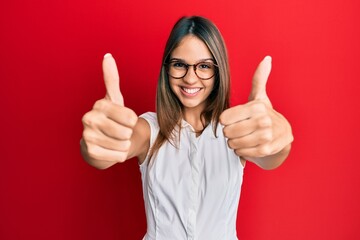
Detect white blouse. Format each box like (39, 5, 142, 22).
(140, 112, 244, 240)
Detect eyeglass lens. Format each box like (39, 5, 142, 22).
(168, 61, 216, 80)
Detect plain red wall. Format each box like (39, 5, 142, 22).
(1, 0, 359, 239)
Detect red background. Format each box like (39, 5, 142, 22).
(1, 0, 359, 239)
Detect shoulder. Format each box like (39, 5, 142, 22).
(133, 112, 159, 163)
(139, 112, 159, 136)
(139, 112, 158, 126)
(127, 112, 154, 161)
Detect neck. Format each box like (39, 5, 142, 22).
(183, 106, 205, 132)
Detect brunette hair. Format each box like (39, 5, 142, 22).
(149, 16, 231, 160)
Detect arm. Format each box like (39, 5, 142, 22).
(81, 108, 150, 169)
(80, 138, 116, 170)
(80, 53, 150, 169)
(222, 101, 293, 170)
(220, 56, 294, 170)
(126, 117, 150, 164)
(247, 143, 292, 170)
(245, 107, 293, 170)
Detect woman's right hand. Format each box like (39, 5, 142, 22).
(80, 53, 138, 169)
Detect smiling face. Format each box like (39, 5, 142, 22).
(169, 35, 215, 114)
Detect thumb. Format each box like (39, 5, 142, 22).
(102, 53, 124, 106)
(249, 56, 272, 104)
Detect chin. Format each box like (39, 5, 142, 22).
(181, 100, 206, 110)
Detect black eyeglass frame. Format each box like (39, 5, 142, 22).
(164, 60, 218, 80)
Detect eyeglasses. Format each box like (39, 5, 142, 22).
(165, 60, 218, 80)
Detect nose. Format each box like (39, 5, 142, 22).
(183, 66, 198, 84)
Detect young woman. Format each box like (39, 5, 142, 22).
(81, 16, 293, 240)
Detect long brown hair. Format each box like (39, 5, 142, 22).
(149, 16, 231, 160)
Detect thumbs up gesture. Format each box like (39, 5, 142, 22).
(220, 56, 293, 169)
(81, 54, 138, 168)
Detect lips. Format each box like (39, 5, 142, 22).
(181, 87, 201, 95)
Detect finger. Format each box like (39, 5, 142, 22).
(223, 121, 254, 139)
(83, 109, 135, 140)
(93, 99, 138, 128)
(236, 131, 292, 159)
(83, 129, 131, 152)
(103, 53, 124, 106)
(219, 104, 252, 126)
(86, 143, 129, 163)
(220, 100, 268, 126)
(223, 113, 271, 139)
(249, 56, 272, 103)
(234, 143, 274, 159)
(227, 128, 273, 150)
(99, 118, 134, 141)
(223, 119, 256, 139)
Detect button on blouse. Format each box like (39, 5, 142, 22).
(140, 112, 244, 240)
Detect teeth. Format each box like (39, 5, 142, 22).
(182, 87, 201, 94)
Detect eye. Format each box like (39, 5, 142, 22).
(198, 62, 213, 69)
(171, 62, 186, 68)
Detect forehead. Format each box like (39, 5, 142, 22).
(171, 35, 213, 61)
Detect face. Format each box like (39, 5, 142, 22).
(169, 35, 215, 113)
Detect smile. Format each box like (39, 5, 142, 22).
(181, 87, 201, 95)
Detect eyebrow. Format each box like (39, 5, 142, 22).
(169, 57, 215, 63)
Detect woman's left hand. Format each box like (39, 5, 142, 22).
(219, 56, 293, 167)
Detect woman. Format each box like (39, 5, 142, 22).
(81, 16, 293, 239)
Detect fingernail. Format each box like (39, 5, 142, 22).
(104, 53, 112, 58)
(264, 56, 272, 62)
